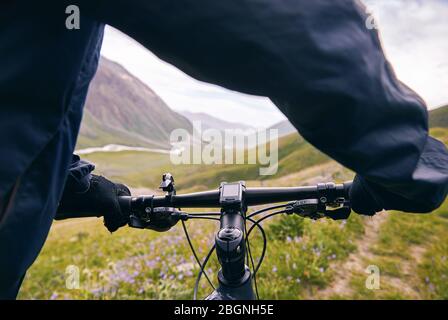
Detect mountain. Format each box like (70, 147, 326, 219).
(270, 105, 448, 137)
(429, 105, 448, 128)
(77, 57, 192, 149)
(180, 111, 254, 132)
(269, 120, 297, 137)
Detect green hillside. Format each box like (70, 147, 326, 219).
(78, 132, 330, 191)
(429, 105, 448, 128)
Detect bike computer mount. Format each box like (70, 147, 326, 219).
(219, 181, 245, 209)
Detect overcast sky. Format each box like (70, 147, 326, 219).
(100, 0, 448, 128)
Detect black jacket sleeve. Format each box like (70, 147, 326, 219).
(79, 0, 448, 212)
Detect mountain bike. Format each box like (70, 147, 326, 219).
(118, 173, 352, 300)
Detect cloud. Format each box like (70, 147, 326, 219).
(362, 0, 448, 108)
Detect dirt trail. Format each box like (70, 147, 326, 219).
(384, 245, 425, 299)
(315, 212, 388, 298)
(314, 211, 427, 299)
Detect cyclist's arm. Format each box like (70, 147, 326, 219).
(82, 0, 447, 212)
(55, 155, 130, 232)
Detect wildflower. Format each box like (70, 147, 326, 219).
(90, 288, 103, 297)
(145, 259, 156, 268)
(272, 266, 278, 273)
(294, 236, 302, 243)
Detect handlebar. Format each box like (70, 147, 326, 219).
(118, 181, 352, 213)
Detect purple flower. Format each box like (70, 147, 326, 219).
(294, 237, 302, 243)
(328, 254, 337, 260)
(90, 288, 103, 297)
(145, 259, 156, 268)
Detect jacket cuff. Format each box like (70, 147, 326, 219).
(66, 154, 96, 193)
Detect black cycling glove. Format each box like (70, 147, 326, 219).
(349, 175, 383, 216)
(349, 174, 444, 216)
(56, 174, 131, 232)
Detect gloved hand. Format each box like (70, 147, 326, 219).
(349, 174, 441, 216)
(56, 175, 131, 232)
(349, 175, 383, 216)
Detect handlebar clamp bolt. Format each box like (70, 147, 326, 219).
(145, 207, 152, 214)
(320, 197, 327, 204)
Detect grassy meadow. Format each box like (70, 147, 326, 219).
(17, 130, 448, 300)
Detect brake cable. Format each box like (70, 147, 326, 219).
(186, 216, 220, 221)
(247, 204, 288, 219)
(181, 220, 216, 291)
(187, 212, 222, 216)
(246, 217, 267, 275)
(193, 244, 216, 300)
(244, 217, 259, 299)
(247, 210, 288, 236)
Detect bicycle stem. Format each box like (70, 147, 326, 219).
(216, 208, 248, 284)
(206, 206, 256, 300)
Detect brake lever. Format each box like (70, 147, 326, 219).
(129, 207, 187, 230)
(285, 198, 351, 220)
(324, 205, 351, 220)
